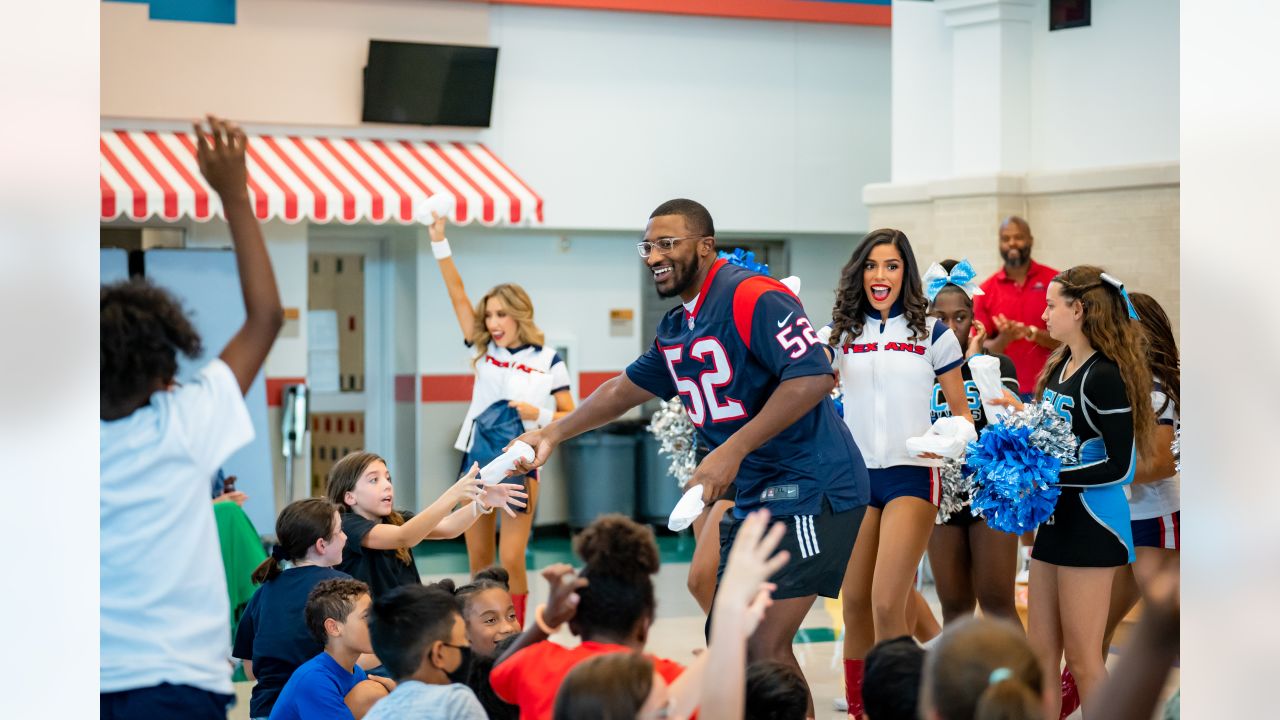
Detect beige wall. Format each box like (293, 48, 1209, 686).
(865, 163, 1180, 338)
(102, 0, 489, 126)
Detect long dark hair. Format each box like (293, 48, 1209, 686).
(325, 451, 412, 566)
(830, 229, 929, 344)
(552, 652, 655, 720)
(251, 497, 340, 584)
(1129, 293, 1179, 417)
(1034, 266, 1156, 459)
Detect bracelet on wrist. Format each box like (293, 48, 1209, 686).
(432, 238, 452, 260)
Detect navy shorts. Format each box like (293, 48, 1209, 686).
(101, 683, 233, 720)
(868, 465, 940, 510)
(1131, 511, 1180, 550)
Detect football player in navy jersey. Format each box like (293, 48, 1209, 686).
(511, 199, 869, 713)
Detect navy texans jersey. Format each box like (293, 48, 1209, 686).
(626, 259, 869, 518)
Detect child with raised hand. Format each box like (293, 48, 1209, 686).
(363, 584, 488, 720)
(269, 579, 391, 720)
(234, 498, 351, 719)
(919, 618, 1042, 720)
(101, 115, 284, 720)
(325, 451, 527, 600)
(698, 509, 790, 720)
(491, 515, 703, 720)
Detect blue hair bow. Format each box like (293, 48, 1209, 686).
(1100, 273, 1140, 321)
(718, 248, 770, 276)
(923, 259, 985, 302)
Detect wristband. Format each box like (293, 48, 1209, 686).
(432, 238, 452, 260)
(534, 603, 560, 635)
(537, 407, 554, 428)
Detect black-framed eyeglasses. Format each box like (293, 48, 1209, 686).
(636, 235, 706, 258)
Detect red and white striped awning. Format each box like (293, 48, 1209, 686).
(100, 129, 543, 226)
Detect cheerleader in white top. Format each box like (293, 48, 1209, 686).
(1102, 291, 1180, 656)
(1005, 265, 1157, 719)
(821, 229, 973, 716)
(429, 213, 576, 627)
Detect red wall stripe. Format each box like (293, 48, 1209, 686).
(266, 371, 623, 407)
(578, 372, 616, 398)
(422, 374, 476, 403)
(266, 376, 307, 407)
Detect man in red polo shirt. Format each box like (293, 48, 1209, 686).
(973, 216, 1061, 398)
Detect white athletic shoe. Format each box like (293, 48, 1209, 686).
(834, 697, 848, 712)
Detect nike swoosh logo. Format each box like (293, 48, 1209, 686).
(777, 312, 794, 327)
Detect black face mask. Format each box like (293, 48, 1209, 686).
(444, 644, 473, 684)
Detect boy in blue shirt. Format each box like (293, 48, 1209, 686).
(270, 579, 393, 719)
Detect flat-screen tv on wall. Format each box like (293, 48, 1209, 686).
(362, 40, 498, 127)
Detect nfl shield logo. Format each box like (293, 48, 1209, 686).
(688, 317, 695, 330)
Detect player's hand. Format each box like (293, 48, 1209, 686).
(508, 400, 541, 422)
(428, 211, 447, 243)
(509, 429, 556, 476)
(194, 115, 248, 200)
(541, 563, 589, 628)
(967, 319, 988, 358)
(687, 445, 743, 505)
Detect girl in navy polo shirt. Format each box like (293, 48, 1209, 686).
(234, 498, 352, 719)
(429, 212, 575, 626)
(822, 229, 973, 716)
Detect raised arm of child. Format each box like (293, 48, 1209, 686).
(695, 510, 790, 720)
(360, 465, 528, 551)
(195, 115, 284, 395)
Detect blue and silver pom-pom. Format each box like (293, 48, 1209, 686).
(1172, 427, 1181, 473)
(966, 401, 1077, 534)
(647, 397, 698, 487)
(936, 458, 975, 524)
(718, 248, 770, 276)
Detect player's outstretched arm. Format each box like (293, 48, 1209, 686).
(510, 373, 654, 474)
(691, 373, 835, 503)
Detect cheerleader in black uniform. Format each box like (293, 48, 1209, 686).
(1012, 265, 1156, 719)
(924, 259, 1023, 627)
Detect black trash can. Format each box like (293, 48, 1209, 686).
(560, 423, 639, 529)
(637, 432, 687, 526)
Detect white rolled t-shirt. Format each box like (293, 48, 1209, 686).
(101, 359, 254, 695)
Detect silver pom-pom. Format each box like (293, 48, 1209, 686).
(647, 398, 698, 487)
(1003, 400, 1079, 464)
(1172, 427, 1181, 473)
(936, 458, 974, 524)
